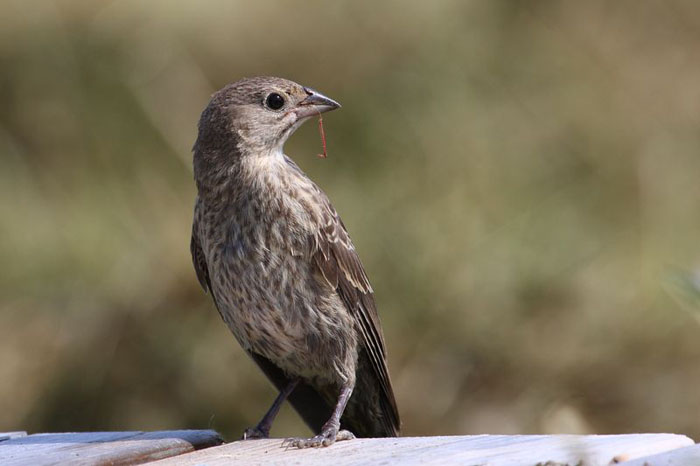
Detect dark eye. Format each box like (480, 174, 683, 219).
(265, 92, 285, 110)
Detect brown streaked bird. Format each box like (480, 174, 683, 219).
(190, 77, 400, 448)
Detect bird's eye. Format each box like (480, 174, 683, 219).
(265, 93, 285, 110)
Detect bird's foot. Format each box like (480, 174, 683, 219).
(242, 426, 269, 440)
(282, 427, 355, 449)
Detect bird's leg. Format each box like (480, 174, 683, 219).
(283, 384, 356, 448)
(242, 378, 299, 440)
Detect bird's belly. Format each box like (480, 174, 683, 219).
(210, 241, 357, 382)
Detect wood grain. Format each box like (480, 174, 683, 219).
(147, 433, 694, 466)
(0, 429, 222, 466)
(623, 443, 700, 466)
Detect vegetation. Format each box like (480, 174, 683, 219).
(2, 1, 700, 439)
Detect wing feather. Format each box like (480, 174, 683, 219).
(311, 191, 400, 434)
(191, 224, 211, 293)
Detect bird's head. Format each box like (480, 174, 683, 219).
(194, 76, 340, 159)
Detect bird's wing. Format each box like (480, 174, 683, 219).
(191, 225, 212, 294)
(312, 189, 401, 435)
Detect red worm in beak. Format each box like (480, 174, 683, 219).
(317, 114, 327, 159)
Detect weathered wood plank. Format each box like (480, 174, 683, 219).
(146, 434, 694, 466)
(0, 432, 27, 442)
(622, 443, 700, 465)
(0, 429, 222, 466)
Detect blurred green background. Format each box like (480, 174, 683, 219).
(2, 0, 700, 440)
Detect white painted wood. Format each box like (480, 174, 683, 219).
(146, 434, 695, 466)
(0, 430, 222, 466)
(622, 443, 700, 465)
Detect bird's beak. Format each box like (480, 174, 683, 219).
(295, 87, 341, 119)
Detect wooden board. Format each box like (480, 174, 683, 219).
(623, 443, 700, 465)
(146, 434, 694, 466)
(0, 429, 222, 466)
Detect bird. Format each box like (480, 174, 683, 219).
(190, 76, 400, 448)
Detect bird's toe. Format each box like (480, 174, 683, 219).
(336, 429, 355, 441)
(282, 427, 355, 449)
